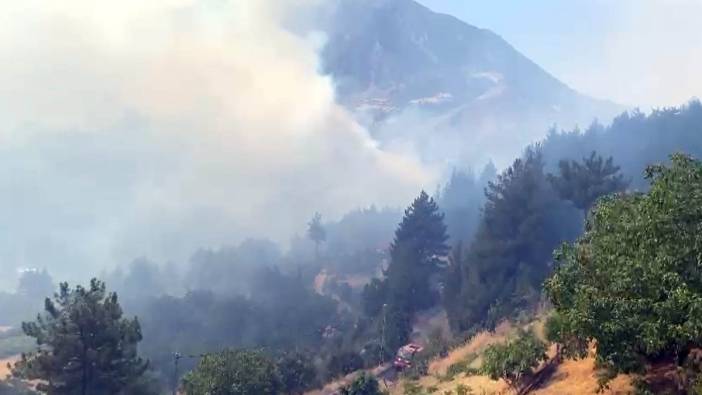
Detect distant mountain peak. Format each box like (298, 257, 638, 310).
(320, 0, 622, 166)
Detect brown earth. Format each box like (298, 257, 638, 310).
(0, 355, 19, 379)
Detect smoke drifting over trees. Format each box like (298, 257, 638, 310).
(0, 0, 431, 287)
(2, 1, 702, 394)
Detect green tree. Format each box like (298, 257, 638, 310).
(340, 373, 381, 395)
(444, 148, 578, 331)
(368, 191, 448, 352)
(545, 154, 702, 387)
(437, 169, 484, 245)
(548, 151, 628, 213)
(307, 212, 327, 260)
(276, 351, 317, 395)
(12, 279, 148, 395)
(481, 329, 547, 392)
(361, 279, 387, 317)
(182, 349, 280, 395)
(543, 312, 587, 360)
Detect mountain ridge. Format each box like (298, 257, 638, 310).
(320, 0, 622, 166)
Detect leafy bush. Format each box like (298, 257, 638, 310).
(545, 154, 702, 388)
(481, 329, 547, 392)
(276, 351, 317, 394)
(340, 373, 382, 395)
(182, 349, 280, 395)
(543, 312, 587, 359)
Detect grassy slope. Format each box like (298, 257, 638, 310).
(389, 319, 633, 395)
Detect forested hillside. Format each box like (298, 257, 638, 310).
(2, 102, 702, 394)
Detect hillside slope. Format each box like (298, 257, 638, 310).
(320, 0, 622, 165)
(390, 321, 632, 395)
(312, 319, 633, 395)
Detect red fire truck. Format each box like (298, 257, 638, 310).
(393, 343, 423, 370)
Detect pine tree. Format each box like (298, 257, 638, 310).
(548, 151, 629, 214)
(438, 169, 483, 245)
(307, 212, 326, 260)
(446, 149, 579, 331)
(367, 191, 448, 352)
(12, 279, 148, 395)
(387, 191, 449, 311)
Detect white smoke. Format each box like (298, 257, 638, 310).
(0, 0, 433, 287)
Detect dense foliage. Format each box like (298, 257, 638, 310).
(444, 149, 581, 331)
(437, 164, 495, 245)
(182, 349, 280, 395)
(548, 151, 629, 212)
(3, 103, 702, 392)
(276, 351, 317, 395)
(541, 100, 702, 189)
(137, 267, 337, 386)
(340, 373, 382, 395)
(546, 154, 702, 385)
(13, 279, 148, 395)
(363, 191, 449, 352)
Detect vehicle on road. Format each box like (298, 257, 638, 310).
(393, 343, 423, 370)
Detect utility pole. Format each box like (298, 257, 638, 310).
(172, 352, 182, 395)
(380, 303, 387, 364)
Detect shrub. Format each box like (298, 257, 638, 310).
(340, 373, 382, 395)
(481, 329, 547, 392)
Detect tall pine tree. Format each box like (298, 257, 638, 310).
(548, 151, 629, 214)
(364, 191, 448, 352)
(12, 279, 148, 395)
(444, 149, 580, 331)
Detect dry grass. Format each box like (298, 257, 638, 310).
(306, 364, 393, 395)
(533, 354, 632, 395)
(313, 316, 633, 395)
(390, 320, 633, 395)
(429, 321, 513, 377)
(390, 371, 508, 395)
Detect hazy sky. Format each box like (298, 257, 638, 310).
(419, 0, 702, 108)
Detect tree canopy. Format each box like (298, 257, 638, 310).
(548, 151, 629, 212)
(545, 154, 702, 383)
(444, 149, 580, 331)
(12, 279, 148, 395)
(363, 191, 448, 353)
(340, 373, 382, 395)
(182, 349, 280, 395)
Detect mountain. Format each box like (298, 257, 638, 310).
(319, 0, 622, 166)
